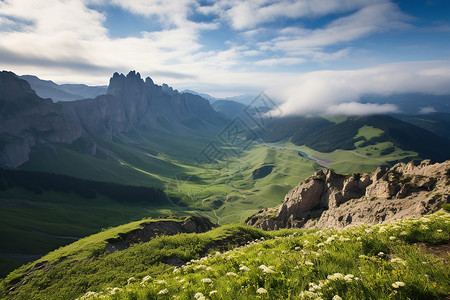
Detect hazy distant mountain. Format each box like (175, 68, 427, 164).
(211, 99, 246, 119)
(395, 113, 450, 140)
(181, 89, 217, 102)
(20, 75, 107, 102)
(361, 93, 450, 114)
(224, 94, 257, 105)
(181, 89, 257, 105)
(181, 89, 257, 118)
(0, 71, 226, 168)
(59, 83, 108, 99)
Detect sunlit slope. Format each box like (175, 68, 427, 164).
(19, 130, 321, 224)
(1, 212, 448, 300)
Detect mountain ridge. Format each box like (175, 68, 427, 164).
(19, 75, 107, 102)
(0, 70, 226, 168)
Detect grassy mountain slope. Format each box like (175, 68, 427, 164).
(2, 131, 319, 275)
(395, 113, 450, 141)
(0, 170, 181, 277)
(0, 217, 268, 300)
(19, 131, 321, 225)
(1, 212, 448, 299)
(263, 115, 450, 162)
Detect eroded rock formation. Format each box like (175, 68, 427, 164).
(247, 160, 450, 230)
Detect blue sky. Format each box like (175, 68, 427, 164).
(0, 0, 450, 114)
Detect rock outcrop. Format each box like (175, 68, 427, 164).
(246, 160, 450, 230)
(105, 216, 216, 252)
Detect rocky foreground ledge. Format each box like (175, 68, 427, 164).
(247, 160, 450, 230)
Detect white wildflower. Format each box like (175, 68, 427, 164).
(239, 266, 250, 272)
(259, 264, 275, 274)
(155, 280, 167, 285)
(299, 290, 319, 298)
(327, 273, 344, 281)
(195, 264, 207, 270)
(378, 252, 385, 257)
(206, 266, 213, 271)
(201, 278, 212, 283)
(226, 272, 237, 276)
(344, 274, 354, 282)
(332, 295, 342, 300)
(392, 281, 405, 289)
(317, 243, 325, 247)
(256, 287, 268, 294)
(158, 288, 169, 295)
(390, 257, 407, 266)
(194, 292, 206, 300)
(400, 231, 408, 236)
(437, 229, 443, 233)
(389, 236, 396, 240)
(140, 275, 152, 285)
(209, 290, 217, 296)
(127, 277, 136, 285)
(304, 261, 314, 266)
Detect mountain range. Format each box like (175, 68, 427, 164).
(19, 75, 107, 102)
(0, 71, 226, 168)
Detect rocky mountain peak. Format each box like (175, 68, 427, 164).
(0, 71, 38, 102)
(145, 76, 154, 85)
(247, 160, 450, 230)
(107, 70, 147, 99)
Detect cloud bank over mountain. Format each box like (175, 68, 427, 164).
(270, 61, 450, 116)
(0, 0, 449, 106)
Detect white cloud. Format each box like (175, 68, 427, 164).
(325, 102, 399, 115)
(86, 0, 200, 28)
(220, 0, 380, 30)
(419, 107, 437, 114)
(270, 61, 450, 116)
(266, 2, 411, 52)
(0, 0, 107, 38)
(254, 57, 306, 66)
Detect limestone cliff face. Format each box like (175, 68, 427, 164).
(246, 160, 450, 230)
(0, 71, 84, 168)
(0, 70, 225, 168)
(66, 71, 226, 139)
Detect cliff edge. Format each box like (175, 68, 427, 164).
(247, 159, 450, 230)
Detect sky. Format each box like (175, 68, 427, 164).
(1, 0, 450, 115)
